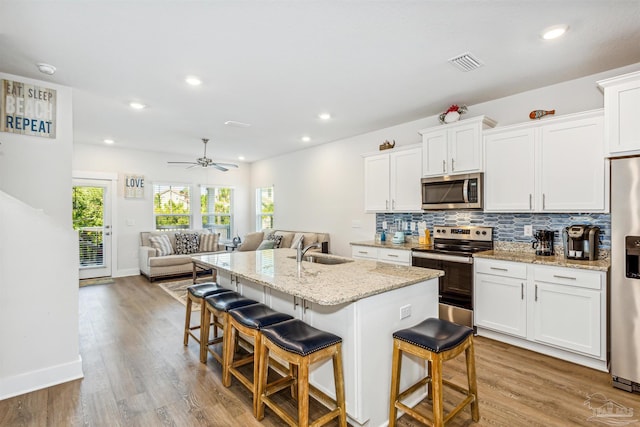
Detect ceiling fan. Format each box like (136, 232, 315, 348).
(167, 138, 239, 171)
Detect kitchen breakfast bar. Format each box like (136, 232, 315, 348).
(191, 248, 442, 427)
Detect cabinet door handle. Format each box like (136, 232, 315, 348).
(535, 284, 538, 301)
(529, 194, 532, 210)
(553, 275, 577, 280)
(490, 267, 508, 271)
(521, 283, 524, 300)
(385, 200, 389, 210)
(542, 193, 546, 209)
(387, 254, 399, 258)
(358, 251, 369, 254)
(442, 160, 446, 173)
(392, 199, 395, 210)
(451, 158, 455, 172)
(293, 296, 299, 309)
(304, 300, 310, 314)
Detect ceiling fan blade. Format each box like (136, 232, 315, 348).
(168, 161, 198, 165)
(213, 162, 239, 168)
(211, 164, 229, 172)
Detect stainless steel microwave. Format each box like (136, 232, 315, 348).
(421, 173, 483, 210)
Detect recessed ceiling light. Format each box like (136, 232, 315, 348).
(318, 113, 331, 120)
(541, 25, 568, 40)
(238, 155, 245, 161)
(36, 63, 56, 75)
(301, 136, 311, 142)
(185, 76, 202, 86)
(129, 101, 146, 110)
(103, 139, 115, 144)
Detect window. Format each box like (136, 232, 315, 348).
(153, 183, 191, 230)
(201, 186, 234, 239)
(256, 186, 274, 230)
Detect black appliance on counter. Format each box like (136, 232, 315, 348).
(532, 229, 555, 256)
(411, 225, 493, 328)
(563, 225, 600, 261)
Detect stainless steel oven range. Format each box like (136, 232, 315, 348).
(411, 225, 493, 328)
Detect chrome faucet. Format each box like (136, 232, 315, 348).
(296, 240, 322, 263)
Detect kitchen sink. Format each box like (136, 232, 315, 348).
(287, 255, 353, 265)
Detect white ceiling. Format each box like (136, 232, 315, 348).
(1, 1, 640, 164)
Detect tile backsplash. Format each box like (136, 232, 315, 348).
(376, 211, 611, 249)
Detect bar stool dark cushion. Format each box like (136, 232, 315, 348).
(205, 292, 257, 312)
(187, 282, 229, 298)
(229, 303, 294, 329)
(261, 319, 342, 357)
(393, 318, 473, 353)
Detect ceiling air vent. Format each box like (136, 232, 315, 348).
(448, 52, 483, 72)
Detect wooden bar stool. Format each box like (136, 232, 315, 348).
(256, 318, 347, 427)
(184, 282, 231, 348)
(223, 303, 293, 417)
(202, 292, 258, 364)
(389, 318, 479, 427)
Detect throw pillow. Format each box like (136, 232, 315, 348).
(237, 231, 265, 252)
(149, 234, 174, 256)
(256, 240, 276, 250)
(199, 233, 219, 252)
(290, 232, 304, 249)
(175, 233, 200, 255)
(266, 232, 283, 248)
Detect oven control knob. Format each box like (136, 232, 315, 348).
(475, 231, 480, 235)
(482, 231, 487, 235)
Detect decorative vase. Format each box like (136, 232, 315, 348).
(444, 111, 461, 123)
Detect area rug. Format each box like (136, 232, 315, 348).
(158, 279, 199, 310)
(79, 277, 115, 287)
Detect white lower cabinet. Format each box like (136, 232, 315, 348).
(351, 244, 411, 265)
(475, 259, 527, 338)
(474, 258, 607, 371)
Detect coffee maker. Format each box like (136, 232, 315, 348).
(532, 229, 555, 256)
(563, 225, 600, 260)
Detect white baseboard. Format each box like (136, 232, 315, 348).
(0, 356, 84, 400)
(114, 268, 139, 278)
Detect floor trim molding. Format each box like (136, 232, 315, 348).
(0, 356, 84, 400)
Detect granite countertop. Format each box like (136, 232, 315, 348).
(473, 250, 610, 272)
(350, 240, 420, 251)
(192, 248, 443, 306)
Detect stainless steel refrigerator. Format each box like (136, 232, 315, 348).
(611, 156, 640, 393)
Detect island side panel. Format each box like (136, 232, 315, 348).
(307, 277, 439, 427)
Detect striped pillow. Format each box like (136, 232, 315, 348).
(200, 233, 219, 252)
(149, 234, 174, 256)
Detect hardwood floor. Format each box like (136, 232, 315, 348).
(1, 275, 638, 426)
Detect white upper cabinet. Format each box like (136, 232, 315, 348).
(484, 110, 607, 213)
(419, 116, 496, 177)
(598, 70, 640, 156)
(363, 145, 422, 212)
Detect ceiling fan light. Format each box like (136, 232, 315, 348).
(541, 25, 568, 40)
(185, 76, 202, 86)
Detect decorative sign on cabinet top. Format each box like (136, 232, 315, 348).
(1, 79, 57, 138)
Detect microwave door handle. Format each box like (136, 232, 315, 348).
(463, 179, 469, 203)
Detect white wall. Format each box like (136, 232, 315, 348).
(0, 72, 81, 399)
(72, 144, 253, 276)
(252, 62, 640, 257)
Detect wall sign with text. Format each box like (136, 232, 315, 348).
(1, 79, 57, 138)
(124, 174, 145, 198)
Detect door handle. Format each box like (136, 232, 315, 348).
(104, 232, 111, 236)
(442, 160, 446, 173)
(386, 200, 389, 210)
(535, 284, 538, 301)
(451, 158, 455, 172)
(392, 199, 395, 210)
(542, 193, 546, 209)
(521, 283, 524, 300)
(293, 296, 299, 310)
(529, 194, 532, 210)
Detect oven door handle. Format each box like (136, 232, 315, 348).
(412, 252, 473, 264)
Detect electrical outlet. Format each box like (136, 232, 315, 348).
(524, 225, 533, 237)
(410, 222, 416, 231)
(400, 304, 411, 320)
(382, 221, 388, 230)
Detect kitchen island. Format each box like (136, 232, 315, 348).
(191, 248, 442, 427)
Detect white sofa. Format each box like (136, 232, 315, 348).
(139, 229, 224, 281)
(139, 228, 330, 281)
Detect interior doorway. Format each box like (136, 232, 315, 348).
(72, 179, 112, 279)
